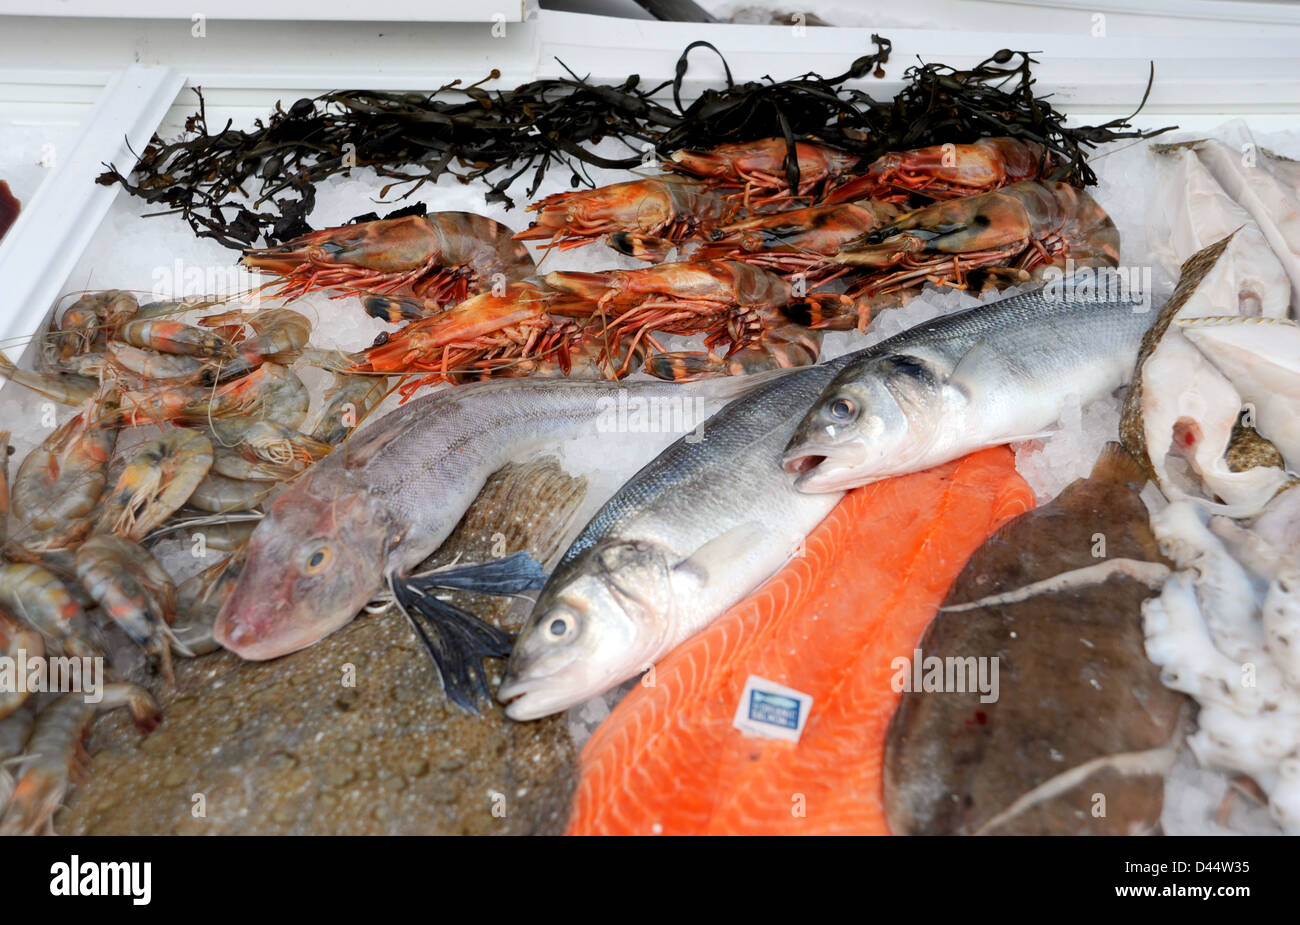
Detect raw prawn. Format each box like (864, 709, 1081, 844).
(120, 361, 309, 428)
(692, 199, 901, 274)
(0, 562, 101, 659)
(666, 137, 859, 207)
(75, 534, 182, 682)
(117, 317, 234, 359)
(0, 431, 8, 547)
(186, 470, 276, 513)
(542, 260, 843, 379)
(48, 290, 139, 363)
(819, 180, 1120, 328)
(175, 549, 245, 656)
(8, 390, 120, 551)
(0, 683, 160, 836)
(353, 283, 595, 391)
(200, 307, 312, 377)
(0, 607, 43, 720)
(208, 419, 331, 479)
(105, 342, 216, 385)
(0, 708, 33, 816)
(0, 352, 99, 407)
(514, 177, 729, 261)
(307, 371, 390, 445)
(825, 136, 1052, 204)
(93, 428, 214, 541)
(242, 212, 535, 306)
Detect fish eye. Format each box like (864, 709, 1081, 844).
(828, 396, 858, 422)
(547, 615, 576, 640)
(304, 545, 331, 574)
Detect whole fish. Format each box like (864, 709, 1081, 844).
(783, 286, 1155, 491)
(885, 445, 1185, 835)
(501, 283, 1157, 720)
(499, 362, 848, 721)
(213, 376, 761, 670)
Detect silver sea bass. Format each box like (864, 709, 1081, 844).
(499, 361, 849, 720)
(784, 286, 1157, 491)
(500, 285, 1157, 720)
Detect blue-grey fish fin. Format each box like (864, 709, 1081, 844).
(411, 551, 548, 594)
(945, 339, 1004, 403)
(389, 572, 517, 713)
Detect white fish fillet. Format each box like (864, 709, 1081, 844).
(1191, 134, 1300, 313)
(1148, 143, 1291, 317)
(1178, 315, 1300, 467)
(1136, 232, 1291, 514)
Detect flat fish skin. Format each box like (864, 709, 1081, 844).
(884, 446, 1188, 835)
(56, 457, 589, 835)
(566, 447, 1033, 835)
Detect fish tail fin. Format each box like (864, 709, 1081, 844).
(390, 562, 537, 712)
(1088, 441, 1147, 485)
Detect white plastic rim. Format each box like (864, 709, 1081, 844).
(0, 64, 183, 357)
(0, 1, 535, 23)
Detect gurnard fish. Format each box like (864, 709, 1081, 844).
(213, 375, 763, 707)
(500, 284, 1156, 720)
(782, 286, 1156, 491)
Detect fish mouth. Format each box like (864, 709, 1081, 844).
(213, 615, 300, 661)
(213, 601, 325, 661)
(499, 655, 627, 721)
(498, 676, 581, 722)
(782, 452, 826, 476)
(783, 446, 865, 493)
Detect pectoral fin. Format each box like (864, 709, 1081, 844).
(946, 340, 1008, 405)
(672, 522, 768, 591)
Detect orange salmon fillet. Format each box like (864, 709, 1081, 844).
(567, 446, 1035, 835)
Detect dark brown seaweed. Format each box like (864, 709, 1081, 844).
(97, 40, 1172, 251)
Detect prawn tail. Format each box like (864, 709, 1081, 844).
(159, 620, 196, 661)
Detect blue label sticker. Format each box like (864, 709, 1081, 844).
(748, 690, 801, 730)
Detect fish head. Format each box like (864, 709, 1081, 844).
(213, 476, 393, 660)
(782, 353, 944, 492)
(500, 540, 674, 720)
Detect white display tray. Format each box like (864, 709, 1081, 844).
(0, 6, 1298, 361)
